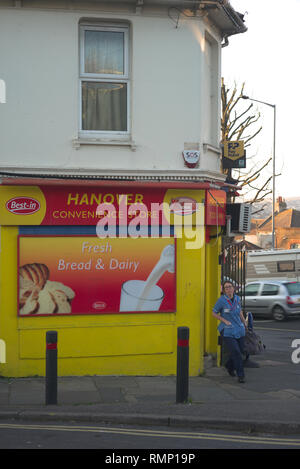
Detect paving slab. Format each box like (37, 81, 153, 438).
(98, 387, 126, 403)
(58, 377, 98, 392)
(93, 376, 139, 389)
(189, 385, 234, 402)
(58, 391, 102, 405)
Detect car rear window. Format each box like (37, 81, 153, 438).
(262, 284, 279, 296)
(285, 282, 300, 295)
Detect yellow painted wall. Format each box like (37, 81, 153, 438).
(204, 228, 221, 355)
(0, 221, 211, 377)
(0, 226, 19, 376)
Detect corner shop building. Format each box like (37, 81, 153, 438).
(0, 178, 225, 377)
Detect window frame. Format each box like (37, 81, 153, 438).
(277, 261, 295, 273)
(261, 283, 280, 296)
(79, 23, 130, 139)
(245, 283, 260, 297)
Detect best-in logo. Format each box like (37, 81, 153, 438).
(170, 197, 199, 215)
(6, 197, 41, 215)
(92, 301, 107, 311)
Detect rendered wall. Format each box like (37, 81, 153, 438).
(0, 6, 221, 176)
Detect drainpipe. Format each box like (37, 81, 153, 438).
(221, 34, 229, 48)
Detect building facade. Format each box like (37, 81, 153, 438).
(246, 197, 300, 250)
(0, 0, 246, 376)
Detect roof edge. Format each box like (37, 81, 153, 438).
(0, 172, 240, 190)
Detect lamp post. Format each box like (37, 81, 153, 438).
(241, 95, 276, 249)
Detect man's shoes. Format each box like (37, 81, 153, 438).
(238, 376, 246, 383)
(225, 366, 236, 377)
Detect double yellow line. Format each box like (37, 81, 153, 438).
(0, 423, 300, 447)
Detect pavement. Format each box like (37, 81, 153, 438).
(1, 341, 300, 436)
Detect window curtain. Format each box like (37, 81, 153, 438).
(82, 82, 127, 132)
(84, 30, 124, 75)
(82, 30, 127, 132)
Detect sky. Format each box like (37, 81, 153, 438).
(222, 0, 300, 200)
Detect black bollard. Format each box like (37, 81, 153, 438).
(45, 331, 57, 405)
(176, 327, 189, 403)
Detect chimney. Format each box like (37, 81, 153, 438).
(275, 196, 287, 213)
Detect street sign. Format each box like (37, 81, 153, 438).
(222, 140, 246, 168)
(223, 141, 244, 160)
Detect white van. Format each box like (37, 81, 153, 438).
(246, 249, 300, 283)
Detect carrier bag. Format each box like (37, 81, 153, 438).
(244, 329, 265, 355)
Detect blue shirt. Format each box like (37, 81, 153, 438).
(213, 294, 245, 339)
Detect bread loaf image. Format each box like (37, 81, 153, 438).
(19, 263, 49, 289)
(45, 280, 75, 301)
(19, 289, 39, 315)
(19, 263, 75, 315)
(49, 289, 72, 314)
(19, 287, 36, 309)
(36, 288, 57, 315)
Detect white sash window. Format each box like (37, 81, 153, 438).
(79, 24, 130, 138)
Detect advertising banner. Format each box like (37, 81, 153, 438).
(205, 190, 226, 226)
(18, 236, 176, 316)
(0, 185, 222, 226)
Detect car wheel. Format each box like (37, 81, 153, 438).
(272, 305, 287, 321)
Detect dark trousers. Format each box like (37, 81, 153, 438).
(223, 336, 245, 378)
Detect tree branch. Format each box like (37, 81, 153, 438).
(221, 80, 279, 204)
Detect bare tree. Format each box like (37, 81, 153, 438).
(221, 79, 277, 204)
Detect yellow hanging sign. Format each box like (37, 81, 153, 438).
(223, 141, 244, 160)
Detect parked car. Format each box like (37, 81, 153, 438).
(244, 280, 300, 321)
